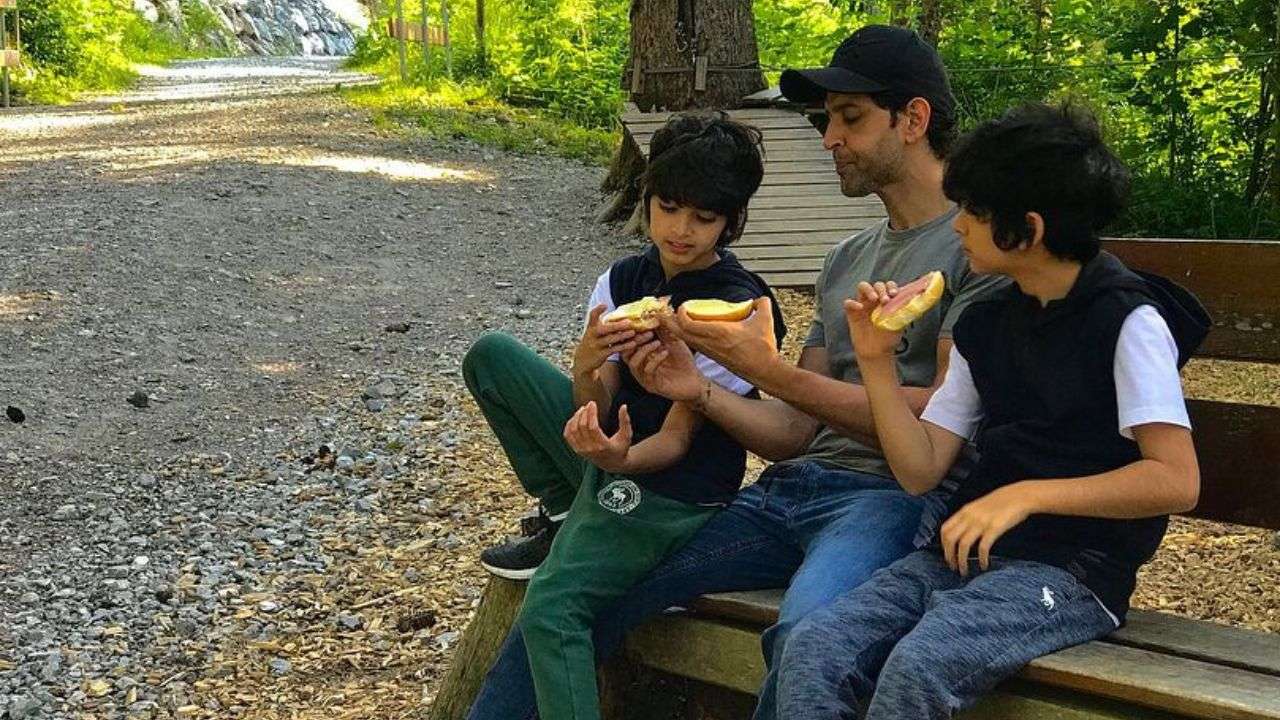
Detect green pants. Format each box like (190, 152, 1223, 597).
(463, 332, 717, 720)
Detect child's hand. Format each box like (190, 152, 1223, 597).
(564, 402, 633, 473)
(623, 330, 705, 403)
(843, 281, 903, 360)
(573, 305, 653, 381)
(940, 484, 1036, 577)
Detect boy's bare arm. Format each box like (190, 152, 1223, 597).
(573, 361, 621, 418)
(856, 354, 966, 494)
(940, 423, 1199, 576)
(1012, 423, 1200, 519)
(615, 402, 703, 474)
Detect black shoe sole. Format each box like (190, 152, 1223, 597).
(480, 561, 537, 580)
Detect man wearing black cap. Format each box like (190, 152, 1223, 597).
(465, 26, 1005, 720)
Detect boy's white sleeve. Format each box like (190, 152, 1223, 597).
(586, 269, 621, 363)
(1114, 305, 1190, 439)
(920, 345, 984, 441)
(695, 355, 753, 396)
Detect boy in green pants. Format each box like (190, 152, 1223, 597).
(461, 112, 786, 720)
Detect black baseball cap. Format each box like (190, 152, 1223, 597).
(780, 25, 955, 122)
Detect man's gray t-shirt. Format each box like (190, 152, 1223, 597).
(796, 206, 1008, 478)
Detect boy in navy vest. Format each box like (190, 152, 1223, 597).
(772, 103, 1208, 719)
(461, 112, 786, 720)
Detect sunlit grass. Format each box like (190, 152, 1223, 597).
(342, 80, 619, 166)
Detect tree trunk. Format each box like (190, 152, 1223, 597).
(600, 0, 766, 230)
(427, 577, 527, 720)
(918, 0, 944, 46)
(890, 0, 911, 27)
(627, 0, 766, 112)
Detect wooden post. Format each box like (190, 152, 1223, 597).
(395, 0, 408, 82)
(2, 7, 9, 109)
(475, 0, 485, 69)
(420, 0, 430, 70)
(441, 0, 452, 79)
(427, 577, 527, 720)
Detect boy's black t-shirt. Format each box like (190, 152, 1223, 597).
(601, 244, 787, 506)
(948, 251, 1209, 619)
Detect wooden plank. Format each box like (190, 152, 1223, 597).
(631, 610, 1276, 719)
(758, 174, 842, 187)
(1114, 610, 1280, 679)
(748, 206, 883, 222)
(1, 49, 17, 69)
(732, 243, 836, 260)
(757, 270, 819, 288)
(763, 161, 838, 175)
(625, 116, 816, 132)
(744, 217, 865, 233)
(757, 149, 834, 162)
(750, 194, 878, 210)
(692, 592, 1280, 682)
(746, 257, 845, 273)
(626, 615, 766, 696)
(1183, 399, 1280, 530)
(735, 229, 854, 247)
(622, 108, 809, 123)
(1102, 238, 1280, 363)
(1022, 642, 1280, 720)
(753, 183, 850, 198)
(963, 681, 1191, 720)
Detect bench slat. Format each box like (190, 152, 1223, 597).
(1023, 642, 1280, 720)
(693, 594, 1280, 680)
(1104, 238, 1280, 363)
(630, 611, 1280, 719)
(757, 270, 820, 288)
(749, 194, 880, 209)
(1116, 609, 1280, 678)
(1183, 399, 1280, 529)
(748, 206, 883, 222)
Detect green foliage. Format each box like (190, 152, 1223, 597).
(11, 0, 221, 104)
(354, 0, 1277, 237)
(343, 80, 617, 164)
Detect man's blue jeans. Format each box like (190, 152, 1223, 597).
(466, 461, 931, 720)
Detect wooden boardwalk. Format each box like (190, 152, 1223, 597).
(621, 108, 886, 288)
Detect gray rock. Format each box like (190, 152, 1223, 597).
(7, 694, 41, 719)
(268, 657, 292, 676)
(336, 613, 362, 630)
(364, 398, 387, 413)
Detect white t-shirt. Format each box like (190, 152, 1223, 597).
(922, 305, 1190, 441)
(587, 268, 754, 396)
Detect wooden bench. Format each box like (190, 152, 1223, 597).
(613, 237, 1280, 719)
(430, 238, 1280, 720)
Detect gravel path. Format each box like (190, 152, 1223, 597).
(0, 57, 632, 719)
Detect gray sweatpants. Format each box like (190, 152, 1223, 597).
(774, 549, 1118, 720)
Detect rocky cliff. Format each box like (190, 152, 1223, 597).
(133, 0, 368, 56)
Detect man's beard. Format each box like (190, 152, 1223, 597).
(838, 136, 905, 198)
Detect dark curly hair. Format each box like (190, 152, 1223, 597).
(943, 102, 1130, 262)
(642, 111, 765, 246)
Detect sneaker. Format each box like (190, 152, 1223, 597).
(480, 523, 559, 580)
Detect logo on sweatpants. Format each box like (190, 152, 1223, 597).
(598, 480, 641, 515)
(1041, 587, 1057, 611)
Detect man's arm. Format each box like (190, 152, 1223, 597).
(674, 298, 950, 450)
(755, 339, 952, 449)
(693, 347, 826, 462)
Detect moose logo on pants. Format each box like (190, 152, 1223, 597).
(598, 479, 641, 515)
